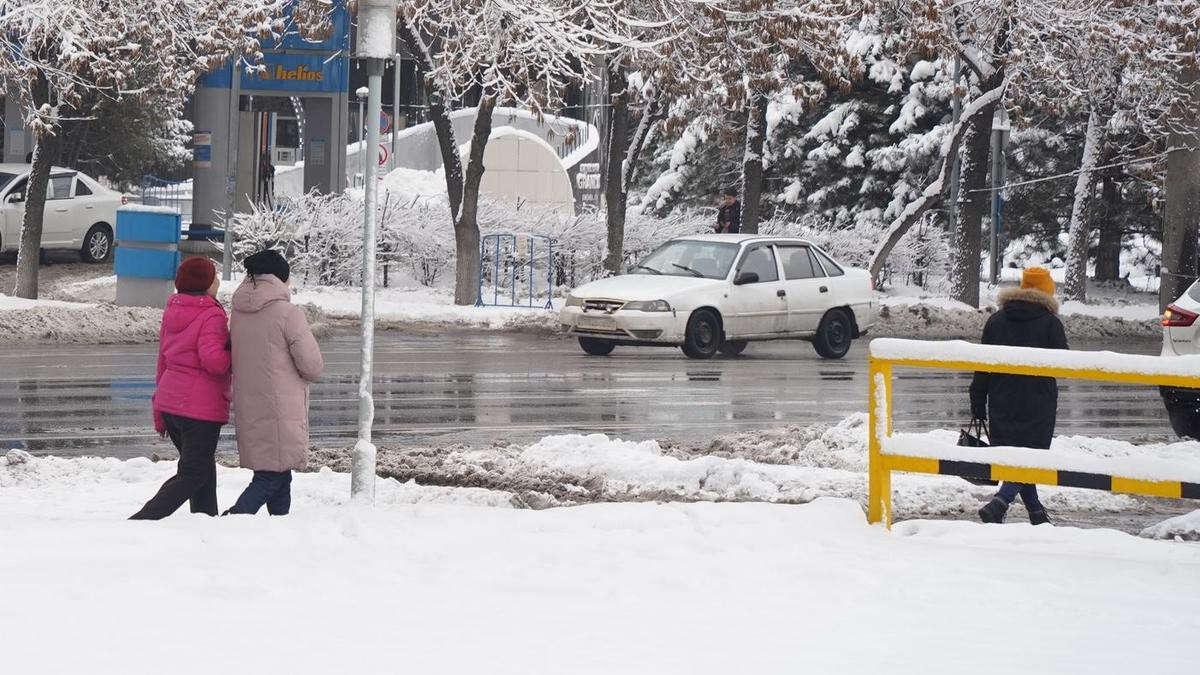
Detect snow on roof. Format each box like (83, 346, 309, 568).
(870, 338, 1200, 380)
(677, 234, 814, 246)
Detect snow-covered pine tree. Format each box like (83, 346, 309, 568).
(769, 22, 953, 281)
(674, 0, 863, 233)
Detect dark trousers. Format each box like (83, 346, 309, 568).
(227, 471, 292, 516)
(996, 482, 1043, 510)
(130, 413, 223, 519)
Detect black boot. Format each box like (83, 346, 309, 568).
(1028, 507, 1051, 526)
(978, 497, 1008, 524)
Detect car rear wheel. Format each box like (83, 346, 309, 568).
(578, 337, 615, 356)
(813, 309, 853, 359)
(81, 225, 113, 263)
(681, 309, 721, 359)
(717, 340, 748, 357)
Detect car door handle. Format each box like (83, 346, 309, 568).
(819, 286, 828, 293)
(777, 289, 786, 297)
(84, 204, 94, 209)
(54, 207, 69, 212)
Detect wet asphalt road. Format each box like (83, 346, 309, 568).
(0, 331, 1172, 459)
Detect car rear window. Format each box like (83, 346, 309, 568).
(811, 247, 845, 277)
(778, 245, 822, 279)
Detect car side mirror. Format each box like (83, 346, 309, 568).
(734, 271, 759, 285)
(6, 192, 23, 204)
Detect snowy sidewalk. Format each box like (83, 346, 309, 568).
(3, 451, 1199, 674)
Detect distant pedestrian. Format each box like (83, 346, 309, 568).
(971, 267, 1068, 525)
(716, 187, 741, 234)
(130, 257, 230, 520)
(225, 250, 323, 516)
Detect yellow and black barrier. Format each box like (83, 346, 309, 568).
(867, 338, 1200, 527)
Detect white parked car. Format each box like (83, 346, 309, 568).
(1160, 283, 1200, 438)
(560, 235, 877, 359)
(0, 164, 123, 263)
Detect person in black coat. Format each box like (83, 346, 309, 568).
(970, 267, 1068, 525)
(716, 187, 741, 234)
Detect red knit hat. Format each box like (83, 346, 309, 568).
(175, 256, 216, 293)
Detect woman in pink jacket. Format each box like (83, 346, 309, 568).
(131, 257, 231, 519)
(226, 250, 324, 515)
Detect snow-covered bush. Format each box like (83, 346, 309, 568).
(229, 172, 716, 293)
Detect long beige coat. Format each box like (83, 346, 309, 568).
(230, 274, 324, 471)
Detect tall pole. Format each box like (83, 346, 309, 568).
(946, 56, 962, 238)
(989, 108, 1010, 285)
(351, 0, 395, 503)
(392, 53, 401, 170)
(356, 86, 368, 187)
(223, 65, 241, 281)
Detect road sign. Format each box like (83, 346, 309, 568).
(378, 143, 390, 167)
(380, 110, 392, 135)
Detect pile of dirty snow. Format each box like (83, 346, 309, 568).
(310, 415, 1200, 522)
(0, 294, 162, 344)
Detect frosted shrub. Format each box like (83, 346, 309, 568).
(230, 187, 716, 291)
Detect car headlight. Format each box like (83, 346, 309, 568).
(624, 299, 672, 312)
(565, 294, 583, 307)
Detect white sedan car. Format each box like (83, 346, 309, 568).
(560, 235, 876, 359)
(0, 164, 123, 263)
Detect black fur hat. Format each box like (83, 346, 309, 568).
(244, 249, 290, 283)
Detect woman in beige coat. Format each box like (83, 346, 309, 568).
(226, 250, 324, 515)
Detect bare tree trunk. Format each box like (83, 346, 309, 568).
(1094, 170, 1121, 282)
(603, 65, 631, 275)
(453, 95, 496, 305)
(13, 129, 57, 299)
(948, 89, 999, 308)
(1063, 110, 1103, 302)
(740, 92, 769, 234)
(14, 73, 56, 300)
(1161, 60, 1200, 311)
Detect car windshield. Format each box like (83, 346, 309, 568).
(631, 240, 739, 280)
(0, 172, 18, 193)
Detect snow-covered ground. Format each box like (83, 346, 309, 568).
(0, 272, 559, 344)
(291, 284, 559, 332)
(3, 447, 1198, 674)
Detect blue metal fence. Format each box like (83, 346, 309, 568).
(476, 233, 555, 309)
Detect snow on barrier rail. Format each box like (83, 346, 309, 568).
(867, 338, 1200, 527)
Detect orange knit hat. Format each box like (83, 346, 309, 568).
(1020, 267, 1055, 296)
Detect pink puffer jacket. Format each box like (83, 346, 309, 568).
(230, 274, 324, 472)
(152, 293, 232, 431)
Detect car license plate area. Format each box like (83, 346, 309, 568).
(578, 315, 615, 330)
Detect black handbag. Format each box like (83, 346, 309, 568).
(957, 419, 999, 486)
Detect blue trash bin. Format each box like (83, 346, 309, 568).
(114, 206, 181, 308)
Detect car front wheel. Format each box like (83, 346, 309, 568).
(681, 309, 721, 359)
(81, 225, 113, 263)
(813, 309, 853, 359)
(578, 337, 615, 356)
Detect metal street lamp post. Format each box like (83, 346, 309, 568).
(355, 85, 369, 187)
(350, 0, 397, 503)
(989, 107, 1011, 285)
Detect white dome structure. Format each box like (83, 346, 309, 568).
(470, 127, 575, 213)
